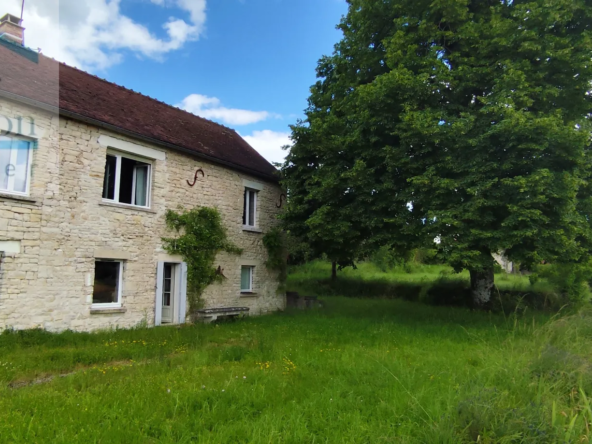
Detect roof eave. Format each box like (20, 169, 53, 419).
(0, 89, 280, 184)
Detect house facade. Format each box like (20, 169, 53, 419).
(0, 15, 285, 332)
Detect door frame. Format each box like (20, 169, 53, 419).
(155, 261, 188, 326)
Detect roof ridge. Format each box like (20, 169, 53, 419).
(52, 56, 240, 135)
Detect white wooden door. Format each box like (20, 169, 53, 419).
(177, 262, 188, 324)
(161, 263, 175, 324)
(155, 262, 187, 326)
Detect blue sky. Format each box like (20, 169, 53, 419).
(6, 0, 349, 163)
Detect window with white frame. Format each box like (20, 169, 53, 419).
(92, 260, 123, 307)
(243, 188, 258, 227)
(241, 265, 254, 293)
(102, 151, 151, 207)
(0, 135, 33, 195)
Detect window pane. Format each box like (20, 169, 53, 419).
(13, 140, 30, 193)
(119, 156, 150, 206)
(163, 264, 172, 305)
(134, 165, 148, 206)
(241, 266, 252, 291)
(119, 157, 135, 204)
(242, 189, 248, 225)
(93, 261, 120, 304)
(0, 137, 11, 191)
(0, 137, 30, 193)
(103, 155, 116, 200)
(248, 191, 255, 226)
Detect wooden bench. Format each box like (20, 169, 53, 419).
(196, 307, 249, 323)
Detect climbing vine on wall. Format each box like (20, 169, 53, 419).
(263, 227, 288, 293)
(162, 207, 242, 313)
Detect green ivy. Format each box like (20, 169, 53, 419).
(162, 207, 242, 314)
(263, 227, 288, 293)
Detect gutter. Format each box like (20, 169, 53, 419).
(0, 90, 280, 184)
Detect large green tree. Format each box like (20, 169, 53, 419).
(282, 0, 592, 304)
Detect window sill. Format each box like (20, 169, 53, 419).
(0, 192, 37, 204)
(99, 200, 157, 214)
(90, 307, 127, 315)
(242, 226, 262, 233)
(240, 292, 258, 298)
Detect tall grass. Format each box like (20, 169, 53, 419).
(0, 298, 591, 442)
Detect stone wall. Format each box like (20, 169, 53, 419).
(0, 98, 285, 331)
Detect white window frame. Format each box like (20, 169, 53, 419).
(102, 149, 152, 209)
(92, 259, 124, 309)
(240, 265, 254, 293)
(0, 135, 33, 196)
(243, 188, 258, 228)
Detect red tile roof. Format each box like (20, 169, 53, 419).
(0, 39, 279, 181)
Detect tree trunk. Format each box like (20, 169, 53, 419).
(331, 261, 337, 281)
(470, 267, 494, 307)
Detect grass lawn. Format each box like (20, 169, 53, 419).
(1, 297, 591, 443)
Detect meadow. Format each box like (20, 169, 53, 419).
(0, 265, 591, 443)
(288, 261, 563, 312)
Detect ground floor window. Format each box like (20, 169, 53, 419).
(93, 260, 123, 307)
(241, 266, 254, 293)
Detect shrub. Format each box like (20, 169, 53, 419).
(285, 233, 315, 266)
(370, 245, 401, 272)
(413, 248, 441, 264)
(263, 227, 288, 293)
(371, 246, 440, 272)
(529, 274, 540, 286)
(536, 261, 592, 305)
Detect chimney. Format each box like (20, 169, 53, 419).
(0, 13, 24, 46)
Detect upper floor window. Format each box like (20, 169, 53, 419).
(243, 188, 258, 228)
(0, 135, 32, 196)
(102, 151, 151, 208)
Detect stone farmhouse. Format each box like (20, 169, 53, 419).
(0, 14, 285, 331)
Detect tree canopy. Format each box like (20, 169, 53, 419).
(281, 0, 592, 304)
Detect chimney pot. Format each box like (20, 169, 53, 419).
(0, 13, 25, 46)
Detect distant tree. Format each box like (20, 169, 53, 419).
(281, 118, 369, 280)
(281, 0, 413, 279)
(282, 0, 592, 305)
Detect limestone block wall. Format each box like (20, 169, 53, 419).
(0, 98, 285, 332)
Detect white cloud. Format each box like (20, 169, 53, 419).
(178, 94, 277, 126)
(3, 0, 207, 70)
(150, 0, 206, 25)
(242, 130, 292, 165)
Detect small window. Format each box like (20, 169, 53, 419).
(241, 266, 254, 293)
(93, 260, 123, 307)
(102, 152, 151, 207)
(0, 135, 32, 195)
(243, 189, 257, 227)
